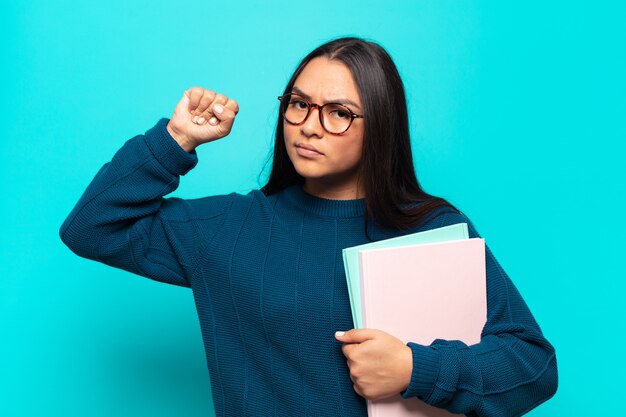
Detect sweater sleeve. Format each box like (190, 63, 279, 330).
(400, 211, 558, 417)
(59, 118, 208, 288)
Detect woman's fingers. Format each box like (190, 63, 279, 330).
(336, 329, 413, 400)
(210, 105, 237, 134)
(186, 87, 207, 115)
(209, 98, 239, 126)
(225, 98, 240, 115)
(194, 90, 217, 121)
(197, 94, 230, 125)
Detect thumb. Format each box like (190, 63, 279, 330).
(335, 329, 378, 344)
(209, 103, 237, 135)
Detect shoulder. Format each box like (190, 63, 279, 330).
(415, 206, 482, 239)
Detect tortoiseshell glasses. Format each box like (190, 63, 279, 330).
(278, 93, 364, 135)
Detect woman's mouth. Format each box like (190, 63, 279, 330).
(296, 144, 324, 158)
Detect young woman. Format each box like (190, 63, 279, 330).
(60, 37, 557, 416)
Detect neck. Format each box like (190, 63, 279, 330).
(303, 179, 365, 200)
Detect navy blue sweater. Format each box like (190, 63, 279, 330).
(60, 118, 557, 416)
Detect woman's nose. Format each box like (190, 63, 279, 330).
(300, 106, 324, 138)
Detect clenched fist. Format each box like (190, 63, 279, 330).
(166, 87, 239, 152)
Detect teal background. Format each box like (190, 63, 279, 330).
(2, 1, 624, 415)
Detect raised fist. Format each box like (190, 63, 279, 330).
(166, 87, 239, 152)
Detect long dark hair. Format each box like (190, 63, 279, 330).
(261, 37, 457, 231)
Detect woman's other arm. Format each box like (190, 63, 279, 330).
(337, 211, 558, 416)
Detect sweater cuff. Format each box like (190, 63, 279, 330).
(401, 342, 441, 401)
(143, 118, 198, 176)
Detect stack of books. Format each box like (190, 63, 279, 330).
(342, 224, 487, 417)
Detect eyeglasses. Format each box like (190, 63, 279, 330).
(277, 93, 364, 135)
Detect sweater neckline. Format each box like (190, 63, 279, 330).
(281, 185, 366, 218)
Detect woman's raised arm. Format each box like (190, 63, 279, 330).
(59, 88, 238, 287)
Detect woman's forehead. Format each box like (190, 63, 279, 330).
(293, 57, 361, 104)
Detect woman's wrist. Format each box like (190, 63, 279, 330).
(166, 121, 196, 153)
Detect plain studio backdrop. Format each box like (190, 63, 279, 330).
(1, 1, 624, 416)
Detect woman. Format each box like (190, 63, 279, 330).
(60, 37, 557, 416)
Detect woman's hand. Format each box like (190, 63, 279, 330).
(335, 329, 413, 401)
(166, 87, 240, 152)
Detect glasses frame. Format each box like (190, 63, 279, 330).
(277, 93, 364, 135)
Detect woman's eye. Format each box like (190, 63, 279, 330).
(330, 109, 350, 119)
(290, 100, 308, 110)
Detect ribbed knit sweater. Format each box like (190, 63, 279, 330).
(60, 118, 557, 416)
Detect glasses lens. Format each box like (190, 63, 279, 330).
(321, 104, 352, 134)
(283, 94, 309, 124)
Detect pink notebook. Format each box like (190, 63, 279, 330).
(358, 238, 487, 417)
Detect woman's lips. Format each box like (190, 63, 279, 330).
(296, 144, 324, 157)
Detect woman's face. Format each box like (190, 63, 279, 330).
(283, 57, 365, 199)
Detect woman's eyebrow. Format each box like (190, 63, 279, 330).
(292, 86, 361, 110)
